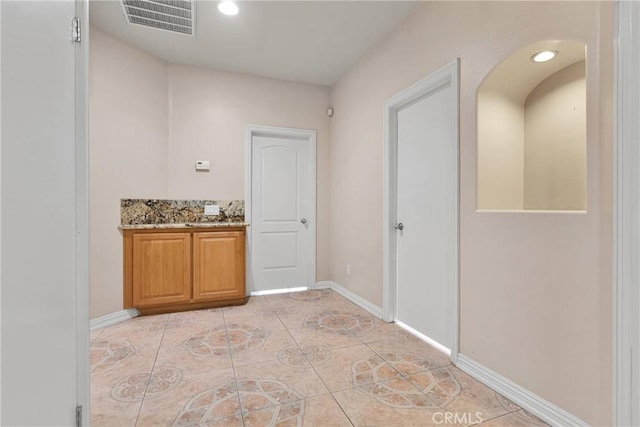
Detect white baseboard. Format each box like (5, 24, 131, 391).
(311, 281, 333, 290)
(90, 308, 139, 331)
(456, 354, 587, 427)
(317, 281, 383, 319)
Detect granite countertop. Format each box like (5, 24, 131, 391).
(121, 199, 245, 226)
(119, 222, 250, 230)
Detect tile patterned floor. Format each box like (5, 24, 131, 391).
(90, 289, 549, 427)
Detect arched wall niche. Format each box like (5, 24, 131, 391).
(477, 40, 587, 211)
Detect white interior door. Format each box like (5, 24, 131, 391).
(395, 78, 456, 349)
(249, 128, 316, 292)
(1, 0, 89, 425)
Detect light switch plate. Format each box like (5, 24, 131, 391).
(204, 205, 220, 216)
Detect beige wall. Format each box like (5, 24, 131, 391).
(90, 27, 332, 318)
(89, 28, 169, 319)
(329, 2, 612, 425)
(524, 61, 587, 210)
(477, 91, 524, 210)
(166, 64, 332, 284)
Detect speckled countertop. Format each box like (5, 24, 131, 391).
(119, 222, 250, 230)
(121, 199, 245, 225)
(119, 199, 248, 231)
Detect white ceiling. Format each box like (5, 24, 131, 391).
(89, 0, 419, 86)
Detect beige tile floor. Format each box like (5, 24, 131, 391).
(90, 289, 549, 427)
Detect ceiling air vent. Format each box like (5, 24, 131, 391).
(121, 0, 195, 35)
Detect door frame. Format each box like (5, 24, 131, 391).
(382, 59, 460, 363)
(244, 124, 317, 294)
(614, 1, 640, 425)
(76, 0, 90, 424)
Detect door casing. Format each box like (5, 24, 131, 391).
(245, 124, 317, 294)
(382, 59, 460, 363)
(614, 1, 640, 425)
(76, 1, 90, 425)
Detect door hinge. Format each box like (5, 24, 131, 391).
(75, 405, 83, 427)
(72, 17, 81, 43)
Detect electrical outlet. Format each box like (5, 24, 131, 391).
(204, 205, 220, 216)
(346, 264, 351, 275)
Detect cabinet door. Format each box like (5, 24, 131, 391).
(193, 231, 245, 301)
(132, 233, 191, 307)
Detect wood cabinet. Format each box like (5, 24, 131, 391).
(123, 227, 246, 314)
(132, 232, 191, 307)
(193, 232, 245, 301)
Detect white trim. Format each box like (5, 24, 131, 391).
(0, 2, 3, 420)
(456, 354, 588, 427)
(244, 126, 252, 294)
(382, 59, 460, 364)
(476, 209, 587, 215)
(250, 287, 307, 296)
(330, 281, 383, 319)
(614, 1, 640, 425)
(75, 2, 90, 425)
(90, 309, 139, 331)
(245, 124, 317, 294)
(256, 281, 383, 318)
(311, 281, 333, 290)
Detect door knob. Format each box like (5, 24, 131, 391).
(394, 222, 404, 231)
(301, 218, 308, 224)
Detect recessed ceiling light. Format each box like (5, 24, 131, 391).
(218, 0, 239, 16)
(531, 50, 558, 63)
